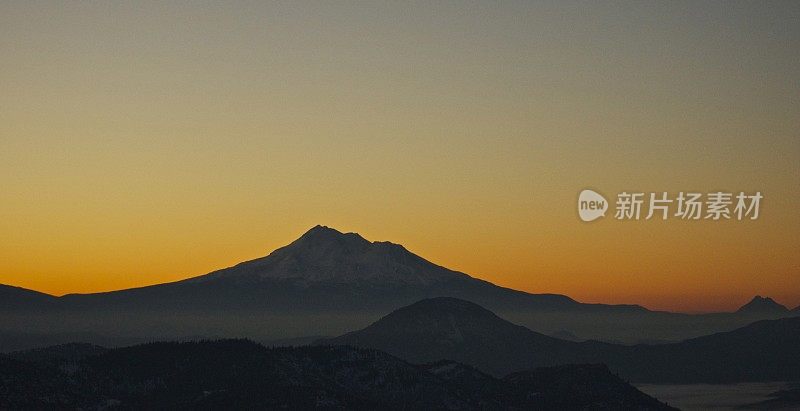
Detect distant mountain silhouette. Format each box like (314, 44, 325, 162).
(0, 284, 55, 310)
(0, 226, 795, 349)
(615, 314, 800, 383)
(0, 340, 674, 410)
(321, 297, 592, 376)
(321, 297, 800, 383)
(746, 387, 800, 410)
(736, 295, 789, 314)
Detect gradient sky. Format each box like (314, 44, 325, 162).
(1, 1, 798, 312)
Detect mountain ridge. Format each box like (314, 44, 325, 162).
(1, 225, 796, 348)
(321, 297, 800, 383)
(0, 284, 56, 310)
(7, 227, 792, 314)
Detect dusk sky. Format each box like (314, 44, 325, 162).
(1, 1, 798, 312)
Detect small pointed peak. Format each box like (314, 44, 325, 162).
(308, 224, 338, 233)
(300, 225, 345, 239)
(736, 295, 789, 314)
(750, 295, 774, 304)
(303, 224, 339, 236)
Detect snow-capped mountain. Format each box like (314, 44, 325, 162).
(189, 225, 470, 286)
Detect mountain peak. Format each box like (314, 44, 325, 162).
(736, 295, 789, 314)
(389, 297, 498, 319)
(320, 297, 572, 376)
(325, 297, 557, 350)
(297, 225, 368, 245)
(305, 224, 338, 235)
(194, 226, 465, 286)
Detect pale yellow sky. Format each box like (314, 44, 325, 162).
(1, 1, 798, 312)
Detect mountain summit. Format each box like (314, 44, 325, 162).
(327, 297, 548, 347)
(293, 225, 371, 250)
(192, 225, 469, 286)
(735, 295, 789, 314)
(320, 297, 583, 375)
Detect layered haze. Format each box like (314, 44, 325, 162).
(1, 2, 799, 311)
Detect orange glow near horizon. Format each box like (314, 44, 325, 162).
(1, 2, 798, 313)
